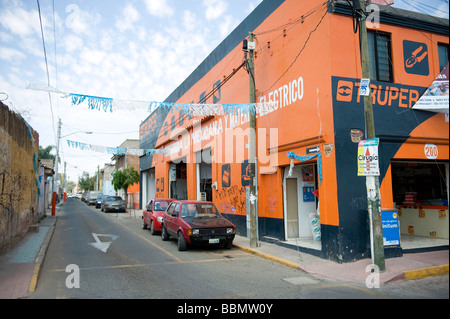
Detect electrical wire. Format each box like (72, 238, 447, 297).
(37, 0, 57, 141)
(259, 7, 328, 95)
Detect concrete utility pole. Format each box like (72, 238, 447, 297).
(353, 0, 385, 271)
(247, 32, 258, 248)
(52, 118, 61, 216)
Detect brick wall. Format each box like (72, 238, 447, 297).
(0, 102, 39, 254)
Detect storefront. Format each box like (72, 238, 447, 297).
(392, 161, 448, 249)
(139, 0, 448, 262)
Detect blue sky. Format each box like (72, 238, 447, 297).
(0, 0, 448, 182)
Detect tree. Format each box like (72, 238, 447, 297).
(39, 145, 55, 160)
(112, 167, 139, 207)
(78, 172, 95, 192)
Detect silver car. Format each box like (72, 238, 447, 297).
(101, 196, 126, 212)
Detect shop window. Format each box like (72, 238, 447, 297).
(368, 31, 393, 82)
(391, 162, 448, 207)
(438, 43, 449, 71)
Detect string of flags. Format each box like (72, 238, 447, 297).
(66, 139, 165, 156)
(287, 151, 323, 183)
(26, 83, 275, 116)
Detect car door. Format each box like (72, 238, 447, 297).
(164, 203, 176, 235)
(165, 202, 180, 236)
(144, 200, 153, 225)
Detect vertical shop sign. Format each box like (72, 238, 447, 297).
(357, 138, 380, 176)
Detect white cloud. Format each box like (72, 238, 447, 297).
(0, 47, 26, 62)
(219, 15, 239, 38)
(144, 0, 174, 18)
(116, 3, 140, 32)
(62, 34, 84, 52)
(0, 6, 40, 38)
(203, 0, 228, 20)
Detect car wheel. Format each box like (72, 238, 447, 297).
(225, 241, 233, 249)
(150, 221, 156, 235)
(177, 231, 187, 251)
(161, 225, 169, 241)
(142, 218, 147, 229)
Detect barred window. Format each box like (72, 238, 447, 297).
(368, 31, 393, 82)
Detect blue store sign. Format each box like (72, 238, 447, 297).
(382, 210, 400, 247)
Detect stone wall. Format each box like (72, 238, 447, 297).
(0, 101, 40, 254)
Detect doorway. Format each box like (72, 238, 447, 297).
(169, 160, 187, 200)
(283, 163, 321, 250)
(196, 149, 212, 201)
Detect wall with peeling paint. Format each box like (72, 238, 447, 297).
(0, 101, 40, 254)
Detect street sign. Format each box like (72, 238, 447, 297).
(357, 138, 380, 176)
(306, 146, 320, 154)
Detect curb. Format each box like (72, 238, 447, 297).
(28, 217, 57, 292)
(233, 243, 300, 269)
(386, 264, 449, 283)
(403, 264, 449, 281)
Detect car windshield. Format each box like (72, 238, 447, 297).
(106, 196, 122, 201)
(154, 200, 170, 211)
(180, 203, 221, 218)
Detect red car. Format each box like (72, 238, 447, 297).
(161, 200, 236, 251)
(142, 198, 174, 235)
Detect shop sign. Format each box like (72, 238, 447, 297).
(381, 210, 400, 246)
(424, 143, 438, 160)
(357, 138, 380, 176)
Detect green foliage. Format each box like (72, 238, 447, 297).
(112, 167, 139, 193)
(78, 171, 95, 191)
(39, 145, 55, 160)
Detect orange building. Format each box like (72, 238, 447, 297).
(140, 0, 449, 262)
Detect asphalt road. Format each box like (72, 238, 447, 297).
(29, 198, 448, 303)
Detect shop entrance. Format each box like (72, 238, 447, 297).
(196, 149, 212, 201)
(283, 163, 321, 250)
(169, 160, 187, 200)
(391, 161, 449, 249)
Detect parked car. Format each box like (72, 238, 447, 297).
(95, 194, 107, 208)
(142, 198, 174, 234)
(101, 196, 126, 212)
(161, 200, 236, 251)
(86, 191, 102, 206)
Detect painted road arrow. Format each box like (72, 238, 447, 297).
(89, 233, 119, 253)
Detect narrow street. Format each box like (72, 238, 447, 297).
(29, 198, 448, 302)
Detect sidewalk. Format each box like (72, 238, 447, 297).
(232, 235, 449, 285)
(0, 212, 57, 299)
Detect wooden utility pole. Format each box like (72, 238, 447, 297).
(247, 32, 258, 248)
(354, 0, 385, 271)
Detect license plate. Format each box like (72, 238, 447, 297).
(209, 238, 219, 244)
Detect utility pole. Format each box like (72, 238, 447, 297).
(353, 0, 385, 271)
(247, 32, 258, 248)
(52, 118, 61, 216)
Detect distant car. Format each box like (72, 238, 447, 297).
(161, 200, 236, 251)
(86, 191, 102, 206)
(95, 194, 107, 208)
(142, 198, 174, 234)
(101, 196, 126, 212)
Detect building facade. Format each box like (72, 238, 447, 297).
(139, 0, 449, 262)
